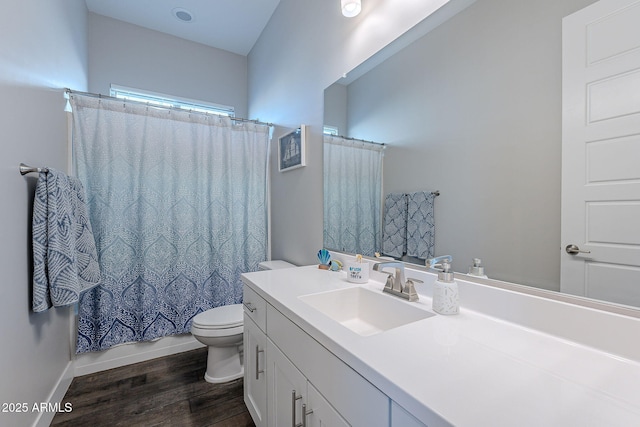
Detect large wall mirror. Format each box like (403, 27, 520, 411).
(321, 0, 640, 308)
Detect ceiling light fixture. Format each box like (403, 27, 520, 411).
(341, 0, 361, 17)
(172, 7, 194, 23)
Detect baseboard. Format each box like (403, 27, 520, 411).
(32, 361, 74, 427)
(74, 335, 205, 377)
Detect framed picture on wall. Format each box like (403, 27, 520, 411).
(278, 125, 307, 172)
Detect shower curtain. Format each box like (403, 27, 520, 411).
(71, 94, 270, 353)
(323, 135, 384, 256)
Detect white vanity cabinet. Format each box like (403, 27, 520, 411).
(243, 282, 389, 427)
(241, 264, 640, 427)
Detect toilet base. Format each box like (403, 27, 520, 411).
(203, 344, 244, 384)
(204, 368, 244, 384)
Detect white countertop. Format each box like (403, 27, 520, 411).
(241, 265, 640, 426)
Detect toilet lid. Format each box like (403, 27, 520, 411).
(192, 304, 243, 329)
(258, 260, 296, 270)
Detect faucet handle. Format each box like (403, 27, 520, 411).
(383, 273, 394, 290)
(403, 278, 421, 302)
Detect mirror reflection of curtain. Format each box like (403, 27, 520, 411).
(323, 135, 384, 256)
(70, 94, 270, 353)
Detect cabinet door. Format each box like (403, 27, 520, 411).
(267, 340, 307, 427)
(306, 382, 349, 427)
(244, 314, 268, 427)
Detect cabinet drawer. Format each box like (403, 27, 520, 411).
(243, 285, 267, 332)
(267, 304, 389, 427)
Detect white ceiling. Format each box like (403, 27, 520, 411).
(85, 0, 281, 56)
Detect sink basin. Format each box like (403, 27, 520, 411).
(299, 287, 434, 336)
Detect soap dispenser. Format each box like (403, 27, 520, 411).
(468, 258, 488, 279)
(432, 260, 459, 315)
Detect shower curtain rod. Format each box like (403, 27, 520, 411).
(64, 89, 273, 127)
(327, 134, 385, 147)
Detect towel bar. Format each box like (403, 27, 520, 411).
(19, 163, 49, 175)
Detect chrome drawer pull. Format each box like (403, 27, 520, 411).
(243, 302, 256, 313)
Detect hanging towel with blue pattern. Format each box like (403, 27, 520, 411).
(32, 168, 101, 312)
(406, 191, 436, 260)
(382, 193, 408, 258)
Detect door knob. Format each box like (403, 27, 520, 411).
(565, 244, 591, 255)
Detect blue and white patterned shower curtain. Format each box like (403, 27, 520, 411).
(71, 94, 270, 353)
(323, 135, 384, 256)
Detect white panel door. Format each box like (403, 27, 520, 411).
(561, 0, 640, 307)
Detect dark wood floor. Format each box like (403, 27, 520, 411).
(51, 347, 255, 427)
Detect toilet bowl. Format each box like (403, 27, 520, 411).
(191, 260, 296, 384)
(191, 304, 244, 383)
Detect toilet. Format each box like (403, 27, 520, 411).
(191, 260, 295, 383)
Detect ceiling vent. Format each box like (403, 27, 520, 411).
(172, 8, 194, 23)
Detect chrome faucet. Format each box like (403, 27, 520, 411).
(425, 255, 453, 271)
(373, 261, 421, 302)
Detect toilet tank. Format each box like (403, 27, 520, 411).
(258, 260, 296, 271)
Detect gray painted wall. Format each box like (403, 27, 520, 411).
(88, 13, 248, 118)
(324, 83, 348, 135)
(345, 0, 597, 291)
(249, 0, 463, 266)
(0, 1, 88, 426)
